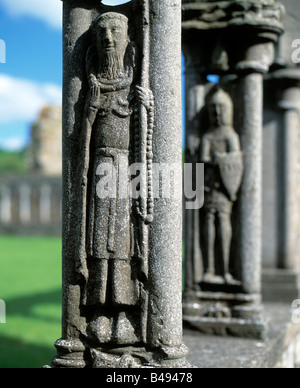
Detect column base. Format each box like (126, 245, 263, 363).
(89, 344, 191, 368)
(49, 340, 192, 368)
(262, 269, 300, 303)
(50, 339, 86, 369)
(183, 291, 267, 340)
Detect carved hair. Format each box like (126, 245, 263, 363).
(92, 12, 128, 32)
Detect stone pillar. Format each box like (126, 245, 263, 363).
(0, 186, 12, 224)
(261, 0, 300, 302)
(52, 1, 92, 369)
(182, 0, 284, 338)
(40, 184, 52, 224)
(19, 184, 32, 225)
(262, 69, 300, 302)
(51, 0, 188, 368)
(233, 42, 275, 297)
(183, 59, 207, 293)
(277, 77, 300, 271)
(147, 0, 187, 360)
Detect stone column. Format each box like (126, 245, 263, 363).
(19, 184, 32, 224)
(276, 75, 300, 271)
(40, 184, 52, 225)
(147, 0, 187, 360)
(51, 0, 188, 368)
(51, 0, 92, 369)
(182, 0, 284, 338)
(233, 42, 275, 297)
(0, 185, 12, 224)
(262, 69, 300, 302)
(183, 58, 207, 293)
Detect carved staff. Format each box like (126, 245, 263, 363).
(136, 0, 154, 344)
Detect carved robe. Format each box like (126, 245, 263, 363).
(82, 43, 140, 308)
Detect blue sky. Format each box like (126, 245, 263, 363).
(0, 0, 63, 150)
(0, 0, 188, 151)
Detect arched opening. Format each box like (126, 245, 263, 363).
(101, 0, 132, 5)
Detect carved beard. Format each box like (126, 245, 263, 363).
(99, 50, 125, 80)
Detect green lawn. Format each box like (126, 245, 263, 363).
(0, 236, 62, 368)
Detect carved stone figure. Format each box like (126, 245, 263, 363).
(200, 88, 243, 285)
(81, 12, 153, 346)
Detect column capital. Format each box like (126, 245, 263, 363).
(182, 0, 284, 40)
(265, 68, 300, 111)
(182, 0, 284, 76)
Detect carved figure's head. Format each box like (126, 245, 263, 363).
(207, 88, 233, 128)
(93, 12, 129, 79)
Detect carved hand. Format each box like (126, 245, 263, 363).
(89, 83, 101, 110)
(136, 86, 153, 110)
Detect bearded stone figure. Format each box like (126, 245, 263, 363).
(81, 12, 154, 347)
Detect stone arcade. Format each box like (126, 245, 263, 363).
(182, 0, 284, 338)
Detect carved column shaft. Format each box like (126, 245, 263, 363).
(147, 0, 185, 353)
(51, 0, 188, 368)
(235, 70, 264, 295)
(262, 72, 300, 302)
(275, 76, 300, 270)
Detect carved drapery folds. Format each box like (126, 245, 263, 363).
(183, 0, 284, 338)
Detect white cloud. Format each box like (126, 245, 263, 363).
(0, 0, 62, 29)
(0, 0, 133, 28)
(0, 74, 62, 124)
(0, 137, 26, 151)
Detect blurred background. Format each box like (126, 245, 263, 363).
(0, 0, 63, 368)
